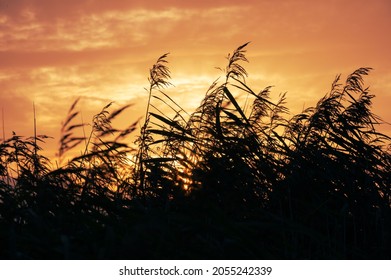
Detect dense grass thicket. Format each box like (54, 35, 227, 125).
(1, 43, 390, 259)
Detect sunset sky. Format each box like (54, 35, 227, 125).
(0, 0, 390, 159)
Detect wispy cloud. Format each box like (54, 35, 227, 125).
(0, 5, 251, 52)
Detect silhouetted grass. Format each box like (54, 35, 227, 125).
(0, 43, 390, 259)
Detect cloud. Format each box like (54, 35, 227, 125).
(0, 9, 163, 52)
(0, 5, 251, 53)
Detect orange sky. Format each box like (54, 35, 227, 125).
(1, 0, 390, 159)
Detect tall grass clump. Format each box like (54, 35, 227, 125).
(271, 68, 391, 258)
(0, 42, 390, 259)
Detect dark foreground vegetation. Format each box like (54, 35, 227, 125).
(0, 43, 390, 259)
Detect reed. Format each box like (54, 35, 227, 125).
(0, 43, 390, 259)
